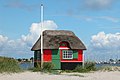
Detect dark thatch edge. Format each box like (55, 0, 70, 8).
(31, 30, 86, 51)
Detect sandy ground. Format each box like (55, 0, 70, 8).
(0, 71, 120, 80)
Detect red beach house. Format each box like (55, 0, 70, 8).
(31, 30, 86, 69)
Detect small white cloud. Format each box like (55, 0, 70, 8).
(0, 35, 8, 42)
(0, 35, 8, 48)
(24, 20, 58, 45)
(30, 20, 58, 36)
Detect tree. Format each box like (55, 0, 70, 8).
(25, 59, 28, 62)
(17, 58, 22, 62)
(109, 59, 114, 62)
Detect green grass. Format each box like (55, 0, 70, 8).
(28, 62, 61, 75)
(60, 61, 96, 73)
(29, 62, 54, 72)
(0, 56, 22, 73)
(42, 62, 54, 71)
(73, 61, 96, 73)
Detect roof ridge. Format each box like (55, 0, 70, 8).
(43, 30, 75, 36)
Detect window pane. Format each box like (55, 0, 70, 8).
(62, 50, 73, 59)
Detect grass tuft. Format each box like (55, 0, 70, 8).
(98, 66, 120, 71)
(0, 56, 22, 73)
(29, 62, 54, 73)
(73, 61, 96, 73)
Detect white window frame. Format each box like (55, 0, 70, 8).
(62, 50, 73, 59)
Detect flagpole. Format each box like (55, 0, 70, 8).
(40, 4, 44, 69)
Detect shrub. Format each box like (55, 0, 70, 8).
(0, 56, 22, 73)
(85, 61, 96, 71)
(74, 61, 96, 73)
(29, 62, 54, 72)
(28, 62, 41, 72)
(43, 62, 54, 71)
(74, 65, 88, 73)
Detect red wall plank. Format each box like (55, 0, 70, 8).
(78, 50, 83, 61)
(43, 49, 52, 62)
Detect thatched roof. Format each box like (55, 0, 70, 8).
(31, 30, 86, 50)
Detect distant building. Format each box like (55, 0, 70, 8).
(31, 30, 86, 69)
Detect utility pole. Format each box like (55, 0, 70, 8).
(40, 4, 44, 69)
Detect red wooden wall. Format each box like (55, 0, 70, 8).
(43, 49, 52, 62)
(42, 49, 83, 62)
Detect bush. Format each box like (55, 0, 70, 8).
(74, 61, 96, 73)
(28, 62, 41, 72)
(29, 62, 54, 72)
(85, 61, 96, 71)
(43, 62, 54, 71)
(0, 56, 22, 73)
(74, 65, 88, 73)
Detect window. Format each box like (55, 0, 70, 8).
(59, 41, 69, 47)
(62, 50, 73, 59)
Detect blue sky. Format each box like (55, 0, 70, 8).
(0, 0, 120, 61)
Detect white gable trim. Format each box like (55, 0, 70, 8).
(59, 47, 69, 49)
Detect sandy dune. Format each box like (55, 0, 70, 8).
(0, 71, 120, 80)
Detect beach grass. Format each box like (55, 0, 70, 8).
(61, 61, 96, 73)
(98, 66, 120, 71)
(73, 61, 96, 73)
(29, 62, 54, 72)
(0, 56, 22, 73)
